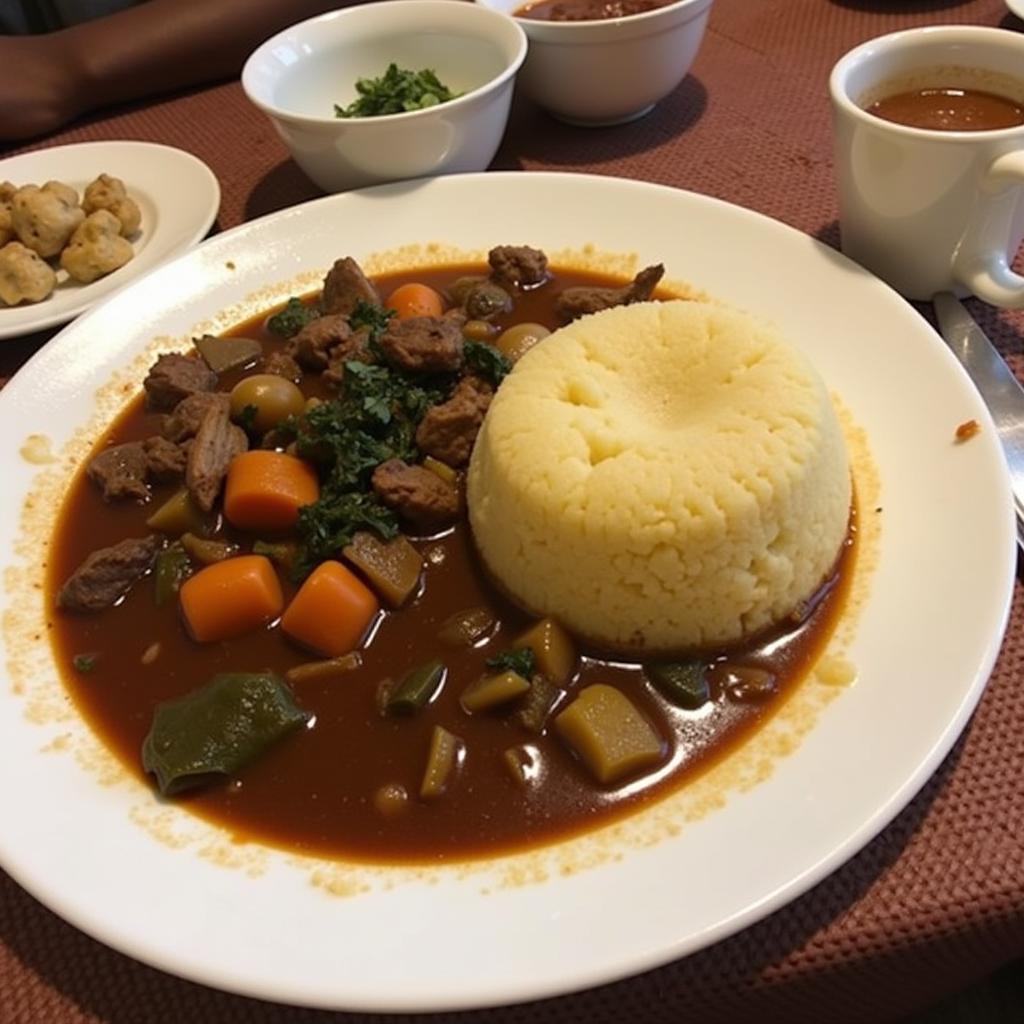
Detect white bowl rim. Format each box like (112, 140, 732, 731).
(476, 0, 713, 31)
(241, 0, 528, 127)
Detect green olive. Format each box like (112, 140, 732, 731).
(495, 322, 550, 362)
(229, 374, 305, 433)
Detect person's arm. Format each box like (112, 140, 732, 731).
(0, 0, 361, 142)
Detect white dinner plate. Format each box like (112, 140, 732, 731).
(0, 172, 1014, 1012)
(0, 141, 220, 339)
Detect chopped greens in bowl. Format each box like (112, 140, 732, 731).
(335, 64, 463, 118)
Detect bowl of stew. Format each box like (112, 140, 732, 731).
(242, 0, 527, 192)
(474, 0, 713, 125)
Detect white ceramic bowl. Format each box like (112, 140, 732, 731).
(475, 0, 713, 126)
(242, 1, 527, 192)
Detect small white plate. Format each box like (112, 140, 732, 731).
(0, 141, 220, 339)
(1008, 0, 1024, 18)
(0, 173, 1014, 1012)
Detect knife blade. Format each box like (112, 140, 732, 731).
(932, 291, 1024, 553)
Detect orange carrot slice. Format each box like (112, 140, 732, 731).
(281, 560, 379, 658)
(179, 554, 283, 642)
(224, 450, 319, 532)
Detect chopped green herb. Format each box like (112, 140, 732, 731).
(267, 297, 321, 338)
(349, 300, 395, 349)
(237, 403, 259, 431)
(292, 353, 457, 575)
(385, 660, 446, 715)
(295, 490, 399, 579)
(334, 64, 462, 119)
(486, 647, 536, 679)
(464, 340, 511, 387)
(73, 653, 97, 673)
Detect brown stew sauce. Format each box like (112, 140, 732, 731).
(48, 263, 856, 864)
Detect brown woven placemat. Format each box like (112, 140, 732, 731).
(2, 1, 1023, 1021)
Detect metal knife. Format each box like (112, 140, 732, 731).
(933, 291, 1024, 553)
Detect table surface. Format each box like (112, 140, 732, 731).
(3, 2, 1024, 1022)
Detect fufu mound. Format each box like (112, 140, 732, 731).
(466, 300, 851, 652)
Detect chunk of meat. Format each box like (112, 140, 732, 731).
(287, 314, 356, 372)
(322, 329, 374, 389)
(378, 316, 464, 374)
(321, 257, 380, 316)
(372, 459, 460, 531)
(416, 375, 493, 467)
(143, 436, 188, 483)
(58, 535, 160, 612)
(488, 246, 549, 288)
(186, 399, 248, 512)
(555, 264, 665, 322)
(87, 442, 149, 501)
(161, 391, 227, 442)
(263, 350, 303, 383)
(143, 353, 218, 411)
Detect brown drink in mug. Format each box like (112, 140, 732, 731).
(829, 26, 1024, 305)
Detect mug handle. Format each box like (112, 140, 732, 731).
(953, 150, 1024, 308)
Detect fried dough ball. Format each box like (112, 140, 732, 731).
(0, 183, 14, 247)
(11, 182, 85, 258)
(59, 209, 133, 284)
(43, 179, 79, 207)
(0, 241, 57, 305)
(83, 173, 141, 237)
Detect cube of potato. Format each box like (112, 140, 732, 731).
(555, 684, 663, 785)
(516, 617, 576, 684)
(343, 531, 422, 608)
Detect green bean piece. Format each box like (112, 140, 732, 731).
(647, 660, 711, 710)
(515, 674, 564, 734)
(419, 725, 463, 800)
(142, 671, 310, 795)
(153, 542, 190, 606)
(385, 660, 446, 715)
(285, 652, 362, 686)
(460, 670, 530, 714)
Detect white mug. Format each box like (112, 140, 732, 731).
(830, 26, 1024, 305)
